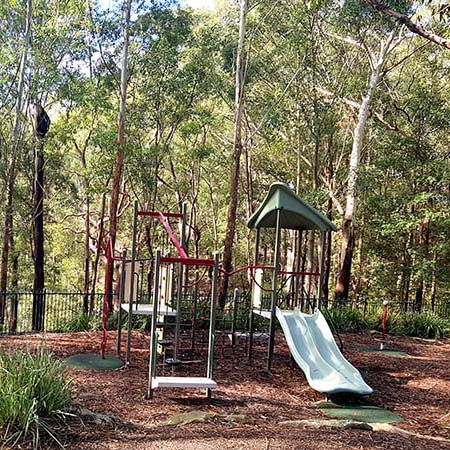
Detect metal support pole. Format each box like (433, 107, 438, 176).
(191, 267, 199, 351)
(267, 210, 282, 372)
(248, 228, 260, 360)
(126, 200, 139, 366)
(206, 252, 219, 399)
(294, 230, 302, 309)
(116, 248, 127, 357)
(174, 202, 187, 360)
(231, 288, 239, 347)
(317, 231, 326, 310)
(147, 250, 161, 400)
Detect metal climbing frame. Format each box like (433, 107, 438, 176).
(118, 200, 219, 398)
(122, 200, 187, 366)
(147, 251, 219, 399)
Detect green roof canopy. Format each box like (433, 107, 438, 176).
(247, 182, 337, 231)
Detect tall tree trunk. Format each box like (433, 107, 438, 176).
(244, 127, 254, 284)
(219, 0, 248, 306)
(105, 0, 132, 312)
(430, 252, 436, 312)
(0, 0, 32, 325)
(322, 200, 333, 308)
(90, 193, 106, 314)
(0, 181, 14, 326)
(335, 32, 395, 304)
(32, 136, 45, 331)
(414, 213, 430, 312)
(8, 232, 19, 333)
(83, 198, 91, 314)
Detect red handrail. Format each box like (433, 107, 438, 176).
(158, 212, 188, 259)
(279, 270, 319, 276)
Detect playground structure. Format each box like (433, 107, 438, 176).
(103, 182, 372, 398)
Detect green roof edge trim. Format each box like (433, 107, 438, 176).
(247, 182, 337, 232)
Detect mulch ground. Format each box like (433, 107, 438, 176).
(1, 329, 450, 449)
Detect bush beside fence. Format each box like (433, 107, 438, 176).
(1, 289, 450, 339)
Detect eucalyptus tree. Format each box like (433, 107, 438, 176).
(0, 0, 32, 326)
(220, 0, 248, 302)
(123, 5, 224, 259)
(359, 41, 450, 309)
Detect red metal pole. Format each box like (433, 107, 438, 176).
(101, 240, 113, 359)
(381, 301, 389, 350)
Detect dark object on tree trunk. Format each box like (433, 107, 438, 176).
(29, 100, 50, 138)
(30, 100, 48, 331)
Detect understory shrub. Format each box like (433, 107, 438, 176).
(106, 310, 149, 331)
(326, 307, 450, 339)
(56, 312, 101, 332)
(364, 307, 398, 333)
(397, 312, 450, 339)
(326, 307, 367, 333)
(0, 350, 72, 449)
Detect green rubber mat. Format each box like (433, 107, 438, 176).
(317, 402, 403, 424)
(65, 353, 123, 370)
(358, 347, 409, 357)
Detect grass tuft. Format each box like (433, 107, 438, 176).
(327, 307, 367, 333)
(55, 312, 101, 333)
(327, 306, 450, 339)
(0, 349, 72, 449)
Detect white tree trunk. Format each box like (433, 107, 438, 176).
(345, 32, 395, 221)
(335, 32, 396, 303)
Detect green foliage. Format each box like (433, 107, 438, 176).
(327, 307, 367, 333)
(363, 308, 450, 339)
(364, 307, 398, 333)
(327, 307, 450, 339)
(397, 313, 450, 339)
(55, 312, 101, 333)
(106, 310, 150, 332)
(0, 350, 72, 449)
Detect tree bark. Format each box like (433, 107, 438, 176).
(90, 193, 106, 314)
(414, 213, 430, 312)
(0, 0, 32, 326)
(335, 32, 395, 304)
(365, 0, 450, 49)
(32, 137, 45, 331)
(105, 0, 132, 312)
(83, 198, 91, 314)
(219, 0, 248, 305)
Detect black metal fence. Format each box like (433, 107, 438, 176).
(1, 288, 450, 336)
(352, 296, 450, 319)
(0, 291, 104, 335)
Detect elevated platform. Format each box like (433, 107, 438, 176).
(253, 309, 271, 319)
(121, 303, 177, 316)
(151, 376, 217, 389)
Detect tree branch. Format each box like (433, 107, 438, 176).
(365, 0, 450, 49)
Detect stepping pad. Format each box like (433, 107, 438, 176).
(358, 347, 409, 357)
(316, 401, 402, 424)
(65, 353, 123, 370)
(280, 419, 373, 430)
(164, 411, 251, 426)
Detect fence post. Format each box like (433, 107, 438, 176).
(9, 292, 18, 334)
